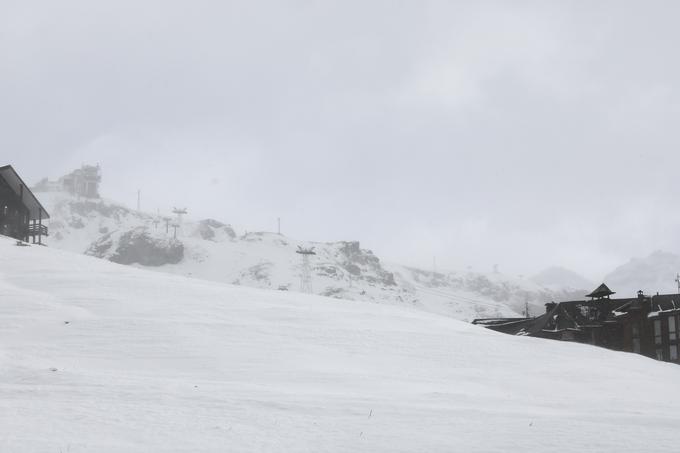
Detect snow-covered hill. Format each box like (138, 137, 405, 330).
(604, 250, 680, 296)
(39, 192, 588, 320)
(2, 234, 680, 452)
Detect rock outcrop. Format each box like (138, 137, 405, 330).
(87, 227, 184, 266)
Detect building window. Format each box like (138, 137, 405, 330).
(654, 319, 662, 345)
(670, 316, 678, 341)
(671, 345, 679, 361)
(656, 348, 664, 360)
(632, 323, 641, 353)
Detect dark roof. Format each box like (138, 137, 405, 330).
(586, 283, 615, 299)
(475, 297, 638, 336)
(648, 294, 680, 315)
(475, 292, 680, 337)
(0, 165, 50, 220)
(473, 303, 567, 336)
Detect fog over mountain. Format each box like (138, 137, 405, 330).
(531, 266, 594, 292)
(5, 1, 680, 280)
(39, 185, 589, 321)
(604, 251, 680, 297)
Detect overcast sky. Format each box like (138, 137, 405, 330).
(3, 1, 680, 280)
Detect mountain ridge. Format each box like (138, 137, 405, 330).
(37, 190, 595, 320)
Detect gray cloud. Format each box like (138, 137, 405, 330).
(3, 0, 680, 279)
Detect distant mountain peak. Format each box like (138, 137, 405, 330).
(604, 250, 680, 297)
(530, 266, 594, 291)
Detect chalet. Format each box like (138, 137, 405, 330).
(473, 283, 680, 364)
(0, 165, 50, 244)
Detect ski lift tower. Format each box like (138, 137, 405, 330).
(296, 246, 316, 294)
(171, 207, 188, 237)
(172, 207, 188, 224)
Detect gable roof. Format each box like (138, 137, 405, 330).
(474, 297, 636, 336)
(586, 283, 615, 299)
(0, 165, 50, 220)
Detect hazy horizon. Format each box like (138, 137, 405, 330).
(4, 1, 680, 281)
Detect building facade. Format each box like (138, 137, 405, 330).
(473, 284, 680, 364)
(0, 165, 50, 243)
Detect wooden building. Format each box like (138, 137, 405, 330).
(473, 283, 680, 364)
(0, 165, 50, 244)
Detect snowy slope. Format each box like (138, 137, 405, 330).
(40, 192, 589, 320)
(2, 235, 680, 452)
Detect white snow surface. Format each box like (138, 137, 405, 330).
(39, 192, 590, 320)
(2, 235, 680, 452)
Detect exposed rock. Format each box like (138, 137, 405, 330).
(322, 287, 346, 298)
(201, 219, 227, 229)
(68, 217, 85, 229)
(317, 265, 340, 279)
(196, 219, 236, 241)
(240, 262, 272, 285)
(86, 227, 184, 266)
(344, 263, 362, 276)
(336, 241, 396, 286)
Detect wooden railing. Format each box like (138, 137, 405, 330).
(27, 224, 48, 237)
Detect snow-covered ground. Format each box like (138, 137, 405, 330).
(2, 235, 680, 452)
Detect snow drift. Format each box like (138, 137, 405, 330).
(1, 235, 680, 452)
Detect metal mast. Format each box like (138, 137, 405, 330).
(172, 207, 188, 224)
(171, 207, 187, 237)
(296, 246, 316, 293)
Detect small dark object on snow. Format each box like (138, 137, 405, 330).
(64, 321, 70, 325)
(15, 241, 29, 247)
(49, 367, 58, 372)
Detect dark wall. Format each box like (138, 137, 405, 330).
(0, 176, 29, 240)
